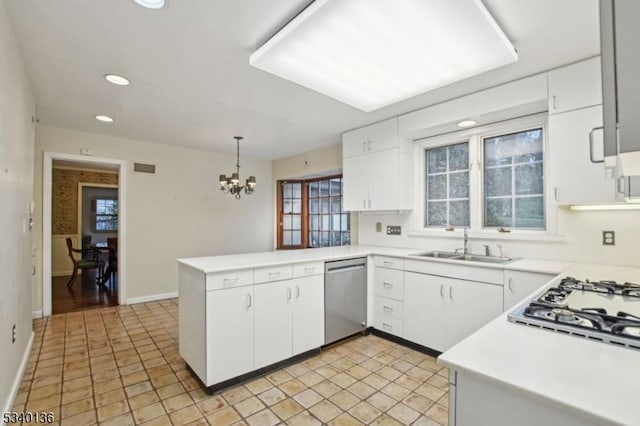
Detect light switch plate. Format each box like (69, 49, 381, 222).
(602, 230, 615, 246)
(387, 225, 401, 235)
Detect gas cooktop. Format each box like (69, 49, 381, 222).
(508, 277, 640, 350)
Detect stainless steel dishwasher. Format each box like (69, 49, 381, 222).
(324, 257, 367, 344)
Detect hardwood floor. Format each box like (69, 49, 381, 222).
(52, 269, 118, 314)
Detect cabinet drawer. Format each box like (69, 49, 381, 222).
(374, 268, 404, 300)
(254, 264, 293, 284)
(375, 296, 404, 320)
(374, 256, 404, 270)
(293, 261, 324, 278)
(206, 269, 253, 291)
(375, 316, 403, 337)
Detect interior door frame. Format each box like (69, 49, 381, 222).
(43, 152, 128, 317)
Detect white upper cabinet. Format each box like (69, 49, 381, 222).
(343, 118, 400, 157)
(549, 105, 616, 204)
(342, 118, 413, 211)
(548, 57, 602, 115)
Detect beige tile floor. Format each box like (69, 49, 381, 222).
(13, 299, 449, 425)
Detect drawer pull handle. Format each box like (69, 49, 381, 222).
(440, 284, 444, 297)
(268, 271, 281, 277)
(296, 285, 300, 298)
(303, 267, 314, 273)
(383, 305, 393, 312)
(287, 287, 292, 300)
(382, 322, 393, 329)
(223, 277, 239, 284)
(383, 261, 393, 267)
(508, 278, 514, 292)
(383, 282, 393, 288)
(246, 294, 252, 308)
(449, 286, 453, 299)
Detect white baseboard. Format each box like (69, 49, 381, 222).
(126, 291, 178, 305)
(2, 331, 34, 415)
(32, 310, 43, 319)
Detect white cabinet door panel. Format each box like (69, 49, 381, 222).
(504, 271, 555, 311)
(206, 286, 254, 384)
(404, 272, 446, 352)
(343, 154, 369, 211)
(254, 281, 293, 369)
(548, 57, 602, 115)
(367, 149, 399, 211)
(445, 279, 502, 350)
(343, 127, 368, 158)
(549, 105, 616, 204)
(367, 118, 399, 153)
(292, 275, 325, 355)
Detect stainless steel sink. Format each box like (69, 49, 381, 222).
(457, 254, 515, 264)
(409, 251, 516, 264)
(410, 251, 461, 259)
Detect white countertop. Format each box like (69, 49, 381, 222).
(177, 244, 570, 275)
(438, 263, 640, 426)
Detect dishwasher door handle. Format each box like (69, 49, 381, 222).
(326, 265, 365, 274)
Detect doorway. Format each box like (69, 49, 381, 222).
(43, 153, 127, 317)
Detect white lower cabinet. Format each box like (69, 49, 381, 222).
(404, 272, 502, 352)
(292, 275, 325, 355)
(255, 275, 325, 369)
(254, 280, 294, 369)
(503, 270, 555, 311)
(206, 285, 255, 384)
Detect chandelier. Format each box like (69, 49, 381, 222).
(219, 136, 256, 199)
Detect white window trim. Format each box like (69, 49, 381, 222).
(411, 113, 560, 241)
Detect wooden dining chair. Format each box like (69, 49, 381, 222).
(66, 237, 105, 288)
(105, 237, 118, 286)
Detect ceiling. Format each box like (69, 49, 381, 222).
(5, 0, 600, 160)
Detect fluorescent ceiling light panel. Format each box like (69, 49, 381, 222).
(250, 0, 517, 112)
(133, 0, 165, 10)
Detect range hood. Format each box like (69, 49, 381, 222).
(600, 0, 640, 201)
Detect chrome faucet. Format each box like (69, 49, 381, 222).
(463, 228, 469, 256)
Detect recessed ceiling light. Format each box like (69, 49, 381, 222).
(95, 115, 114, 123)
(133, 0, 165, 9)
(457, 120, 478, 128)
(250, 0, 517, 111)
(104, 74, 130, 86)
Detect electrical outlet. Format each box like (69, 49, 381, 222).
(387, 225, 401, 235)
(602, 230, 615, 246)
(12, 324, 16, 344)
(376, 222, 382, 232)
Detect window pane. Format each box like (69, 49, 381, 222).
(292, 215, 301, 230)
(341, 214, 349, 231)
(283, 200, 292, 214)
(283, 184, 292, 199)
(485, 137, 512, 166)
(427, 147, 447, 174)
(320, 232, 329, 247)
(449, 171, 469, 198)
(330, 179, 342, 196)
(319, 180, 329, 197)
(449, 143, 469, 171)
(283, 215, 292, 230)
(426, 201, 447, 227)
(310, 215, 319, 230)
(515, 197, 544, 228)
(513, 129, 543, 163)
(283, 231, 292, 245)
(309, 181, 318, 198)
(449, 200, 469, 227)
(292, 199, 301, 214)
(331, 214, 341, 231)
(309, 199, 319, 214)
(485, 198, 513, 227)
(428, 175, 447, 200)
(292, 183, 302, 198)
(292, 231, 301, 245)
(341, 232, 351, 245)
(485, 167, 512, 197)
(310, 231, 319, 247)
(331, 231, 341, 246)
(321, 215, 329, 231)
(330, 197, 342, 213)
(515, 163, 543, 195)
(320, 198, 329, 214)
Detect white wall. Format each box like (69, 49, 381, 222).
(358, 206, 640, 267)
(0, 0, 35, 413)
(34, 125, 274, 308)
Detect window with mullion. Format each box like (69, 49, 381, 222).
(309, 177, 350, 247)
(425, 142, 470, 227)
(483, 128, 544, 229)
(280, 182, 303, 247)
